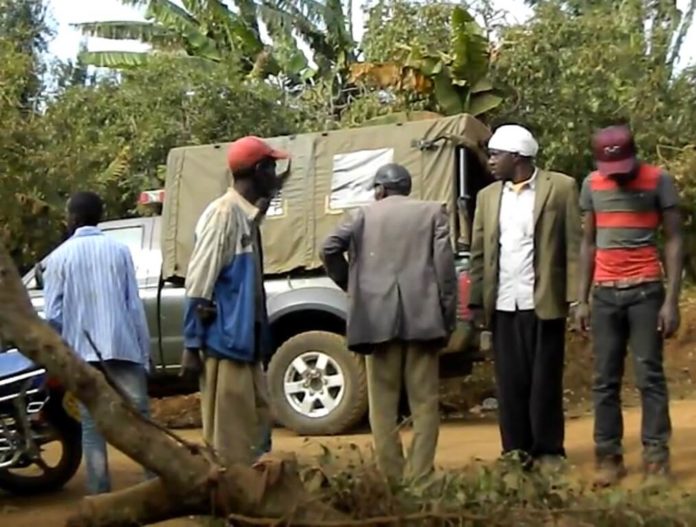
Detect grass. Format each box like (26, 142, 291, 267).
(294, 449, 696, 526)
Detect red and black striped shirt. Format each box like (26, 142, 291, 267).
(579, 164, 679, 282)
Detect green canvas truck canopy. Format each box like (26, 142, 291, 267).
(161, 113, 491, 281)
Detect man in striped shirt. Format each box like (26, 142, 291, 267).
(44, 192, 152, 495)
(576, 125, 683, 487)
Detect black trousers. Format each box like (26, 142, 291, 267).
(492, 310, 566, 459)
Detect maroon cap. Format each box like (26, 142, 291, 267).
(591, 125, 637, 176)
(227, 136, 289, 173)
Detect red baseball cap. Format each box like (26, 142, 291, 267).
(591, 125, 638, 176)
(227, 136, 289, 173)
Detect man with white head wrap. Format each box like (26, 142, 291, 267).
(468, 124, 582, 473)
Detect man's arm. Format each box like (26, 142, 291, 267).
(433, 204, 457, 332)
(43, 255, 64, 334)
(577, 212, 597, 306)
(658, 173, 683, 308)
(577, 176, 596, 306)
(662, 208, 683, 307)
(565, 179, 582, 304)
(184, 208, 235, 350)
(468, 192, 485, 309)
(123, 249, 151, 371)
(657, 173, 683, 337)
(320, 210, 362, 292)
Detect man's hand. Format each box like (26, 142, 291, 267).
(255, 197, 271, 215)
(574, 302, 591, 332)
(179, 348, 204, 382)
(277, 158, 292, 188)
(470, 307, 486, 330)
(196, 302, 217, 326)
(256, 160, 292, 218)
(657, 301, 680, 339)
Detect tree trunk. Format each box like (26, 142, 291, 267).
(0, 244, 342, 527)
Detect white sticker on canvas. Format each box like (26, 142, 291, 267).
(330, 148, 394, 210)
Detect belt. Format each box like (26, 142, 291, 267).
(594, 277, 662, 289)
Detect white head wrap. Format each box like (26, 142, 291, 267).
(488, 125, 539, 157)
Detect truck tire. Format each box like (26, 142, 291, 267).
(268, 331, 368, 436)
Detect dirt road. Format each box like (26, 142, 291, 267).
(3, 400, 696, 527)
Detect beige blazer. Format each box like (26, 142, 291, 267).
(468, 169, 582, 325)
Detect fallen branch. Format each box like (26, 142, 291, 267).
(0, 243, 344, 527)
(84, 330, 204, 457)
(228, 509, 493, 526)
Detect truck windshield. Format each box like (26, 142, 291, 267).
(101, 226, 144, 256)
(23, 225, 146, 290)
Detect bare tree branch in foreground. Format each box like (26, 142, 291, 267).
(0, 243, 344, 527)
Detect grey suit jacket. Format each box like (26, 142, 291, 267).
(320, 195, 458, 352)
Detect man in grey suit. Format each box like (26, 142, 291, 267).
(321, 163, 457, 485)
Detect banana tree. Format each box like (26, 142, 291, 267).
(74, 0, 353, 84)
(75, 0, 267, 71)
(348, 6, 503, 118)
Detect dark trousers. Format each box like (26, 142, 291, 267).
(591, 282, 671, 464)
(492, 310, 566, 459)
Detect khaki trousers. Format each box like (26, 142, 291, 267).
(366, 341, 440, 484)
(199, 356, 271, 466)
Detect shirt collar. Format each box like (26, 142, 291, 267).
(71, 226, 103, 238)
(227, 187, 260, 222)
(504, 167, 539, 192)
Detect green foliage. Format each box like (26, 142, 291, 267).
(301, 445, 696, 526)
(0, 0, 53, 267)
(75, 0, 264, 70)
(259, 0, 355, 78)
(663, 143, 696, 277)
(5, 0, 696, 272)
(75, 0, 355, 85)
(0, 0, 51, 110)
(1, 42, 298, 270)
(361, 0, 453, 63)
(491, 0, 696, 179)
(351, 2, 503, 119)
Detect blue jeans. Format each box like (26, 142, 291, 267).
(79, 360, 153, 494)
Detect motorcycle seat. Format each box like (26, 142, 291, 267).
(0, 350, 44, 399)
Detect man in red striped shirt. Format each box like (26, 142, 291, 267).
(576, 124, 683, 487)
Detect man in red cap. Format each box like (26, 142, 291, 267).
(576, 124, 683, 487)
(181, 136, 289, 466)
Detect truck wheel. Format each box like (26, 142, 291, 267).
(268, 331, 368, 436)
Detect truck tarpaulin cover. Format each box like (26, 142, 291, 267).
(161, 113, 491, 281)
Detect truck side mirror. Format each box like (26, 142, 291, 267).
(34, 263, 44, 290)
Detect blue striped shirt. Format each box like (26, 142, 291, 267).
(43, 226, 150, 370)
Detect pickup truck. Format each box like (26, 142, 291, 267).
(23, 197, 482, 436)
(23, 114, 493, 436)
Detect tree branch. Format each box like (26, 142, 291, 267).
(0, 242, 344, 527)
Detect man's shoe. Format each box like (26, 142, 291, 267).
(535, 455, 567, 479)
(642, 461, 673, 489)
(496, 451, 534, 472)
(593, 456, 627, 489)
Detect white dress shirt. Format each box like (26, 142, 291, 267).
(496, 170, 538, 312)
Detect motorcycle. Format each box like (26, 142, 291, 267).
(0, 349, 82, 494)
